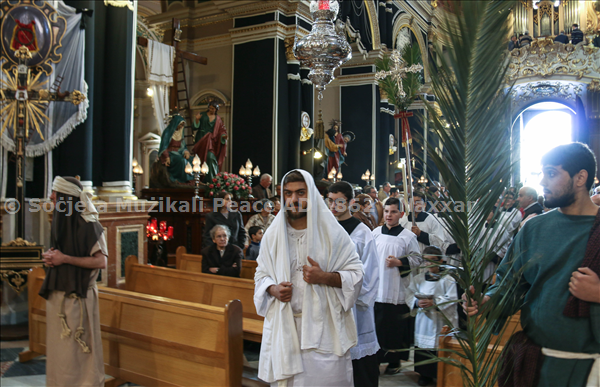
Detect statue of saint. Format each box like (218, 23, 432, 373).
(324, 119, 346, 174)
(158, 115, 194, 184)
(192, 101, 228, 182)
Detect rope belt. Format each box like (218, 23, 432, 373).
(58, 291, 92, 354)
(542, 348, 600, 386)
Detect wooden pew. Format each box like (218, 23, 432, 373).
(20, 267, 244, 387)
(127, 256, 263, 342)
(436, 313, 521, 387)
(175, 246, 258, 280)
(240, 259, 258, 280)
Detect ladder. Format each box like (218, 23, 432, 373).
(174, 55, 194, 151)
(50, 75, 64, 93)
(44, 75, 64, 114)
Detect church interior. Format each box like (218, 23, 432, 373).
(1, 0, 599, 386)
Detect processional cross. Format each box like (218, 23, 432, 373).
(0, 46, 85, 238)
(375, 50, 423, 226)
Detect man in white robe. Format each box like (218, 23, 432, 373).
(400, 192, 445, 254)
(499, 191, 522, 236)
(372, 197, 421, 374)
(327, 181, 380, 387)
(478, 210, 511, 281)
(254, 170, 364, 386)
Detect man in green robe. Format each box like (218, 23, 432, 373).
(192, 101, 227, 182)
(466, 142, 600, 387)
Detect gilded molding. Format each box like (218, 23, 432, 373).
(364, 0, 382, 50)
(510, 81, 584, 107)
(284, 37, 296, 62)
(588, 79, 600, 93)
(0, 269, 30, 293)
(2, 238, 37, 247)
(506, 40, 600, 82)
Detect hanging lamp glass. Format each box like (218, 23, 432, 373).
(293, 0, 352, 100)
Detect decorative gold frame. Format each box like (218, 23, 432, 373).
(0, 0, 67, 76)
(0, 243, 44, 294)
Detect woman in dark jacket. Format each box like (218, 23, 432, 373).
(201, 224, 243, 278)
(203, 191, 247, 250)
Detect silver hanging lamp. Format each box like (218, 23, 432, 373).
(293, 0, 352, 100)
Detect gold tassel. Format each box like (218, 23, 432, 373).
(74, 327, 91, 353)
(58, 312, 72, 339)
(314, 110, 324, 139)
(60, 293, 91, 353)
(74, 295, 91, 353)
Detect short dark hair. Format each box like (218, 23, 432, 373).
(384, 197, 403, 211)
(428, 185, 439, 194)
(328, 181, 354, 201)
(248, 226, 263, 238)
(282, 170, 305, 186)
(208, 100, 220, 111)
(504, 192, 515, 200)
(364, 185, 375, 194)
(355, 194, 372, 207)
(541, 142, 597, 190)
(257, 198, 271, 211)
(423, 245, 443, 257)
(413, 191, 426, 202)
(390, 187, 398, 194)
(572, 23, 578, 28)
(214, 191, 231, 200)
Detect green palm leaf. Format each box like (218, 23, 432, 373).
(400, 1, 525, 386)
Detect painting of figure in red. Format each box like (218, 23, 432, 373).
(10, 19, 39, 52)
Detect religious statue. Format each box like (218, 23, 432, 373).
(324, 119, 346, 174)
(157, 115, 194, 184)
(192, 101, 228, 182)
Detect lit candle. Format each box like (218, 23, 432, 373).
(167, 226, 174, 239)
(160, 221, 167, 233)
(151, 218, 157, 232)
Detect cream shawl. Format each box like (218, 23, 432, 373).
(254, 169, 363, 384)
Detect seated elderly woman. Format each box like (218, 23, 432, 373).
(201, 225, 243, 278)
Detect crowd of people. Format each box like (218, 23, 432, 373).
(250, 142, 598, 387)
(40, 142, 598, 387)
(508, 23, 599, 50)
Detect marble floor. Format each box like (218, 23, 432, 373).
(1, 340, 425, 387)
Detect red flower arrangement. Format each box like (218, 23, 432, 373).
(205, 172, 251, 198)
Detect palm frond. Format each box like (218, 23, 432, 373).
(405, 1, 523, 386)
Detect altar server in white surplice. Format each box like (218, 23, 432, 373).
(405, 246, 458, 386)
(327, 181, 380, 387)
(254, 170, 364, 387)
(478, 210, 511, 282)
(372, 197, 421, 374)
(400, 192, 446, 255)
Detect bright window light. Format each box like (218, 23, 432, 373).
(520, 108, 572, 195)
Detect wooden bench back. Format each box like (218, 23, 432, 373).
(126, 256, 261, 321)
(25, 267, 243, 387)
(240, 259, 257, 280)
(175, 246, 258, 280)
(436, 313, 521, 387)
